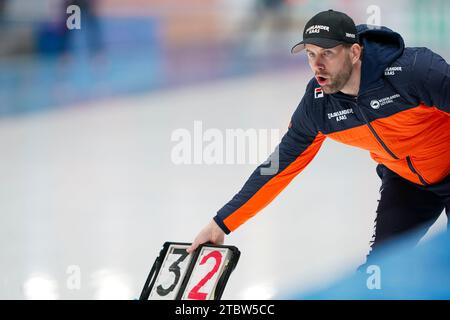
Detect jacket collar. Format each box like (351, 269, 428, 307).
(357, 24, 405, 93)
(330, 24, 405, 100)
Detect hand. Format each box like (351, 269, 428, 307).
(187, 219, 225, 253)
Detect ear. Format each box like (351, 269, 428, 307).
(350, 44, 362, 64)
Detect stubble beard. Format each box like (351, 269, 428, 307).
(321, 56, 353, 94)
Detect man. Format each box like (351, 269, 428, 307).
(187, 10, 450, 268)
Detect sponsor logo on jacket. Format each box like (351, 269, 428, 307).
(328, 108, 354, 122)
(315, 87, 324, 99)
(370, 94, 401, 109)
(384, 66, 402, 76)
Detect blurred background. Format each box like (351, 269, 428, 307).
(0, 0, 448, 299)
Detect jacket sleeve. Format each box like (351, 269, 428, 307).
(213, 93, 326, 234)
(411, 48, 450, 113)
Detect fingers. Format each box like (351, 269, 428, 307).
(187, 219, 225, 254)
(187, 229, 207, 253)
(186, 240, 200, 254)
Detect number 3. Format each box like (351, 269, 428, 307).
(156, 248, 189, 296)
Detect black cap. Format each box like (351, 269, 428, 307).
(291, 10, 358, 54)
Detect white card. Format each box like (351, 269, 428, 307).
(181, 247, 231, 300)
(148, 244, 192, 300)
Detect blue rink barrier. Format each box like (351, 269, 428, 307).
(288, 230, 450, 300)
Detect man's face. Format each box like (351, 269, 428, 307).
(305, 44, 353, 94)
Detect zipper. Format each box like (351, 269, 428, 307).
(349, 97, 428, 186)
(335, 88, 428, 186)
(406, 156, 429, 186)
(351, 97, 399, 160)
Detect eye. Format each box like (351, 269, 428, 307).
(307, 51, 315, 58)
(323, 50, 333, 57)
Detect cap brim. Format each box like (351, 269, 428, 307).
(291, 38, 345, 54)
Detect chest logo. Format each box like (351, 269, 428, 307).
(315, 87, 324, 99)
(370, 100, 381, 109)
(370, 94, 401, 109)
(328, 108, 354, 122)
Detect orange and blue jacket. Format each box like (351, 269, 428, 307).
(214, 25, 450, 234)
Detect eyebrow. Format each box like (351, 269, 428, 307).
(306, 48, 337, 54)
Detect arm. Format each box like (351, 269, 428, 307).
(411, 48, 450, 113)
(213, 103, 325, 234)
(188, 94, 325, 252)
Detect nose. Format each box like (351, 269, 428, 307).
(311, 56, 325, 71)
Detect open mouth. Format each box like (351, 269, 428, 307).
(316, 75, 329, 86)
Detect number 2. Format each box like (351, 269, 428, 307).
(188, 250, 222, 300)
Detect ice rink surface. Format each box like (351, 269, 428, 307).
(0, 68, 446, 299)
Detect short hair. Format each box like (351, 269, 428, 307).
(342, 43, 363, 60)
